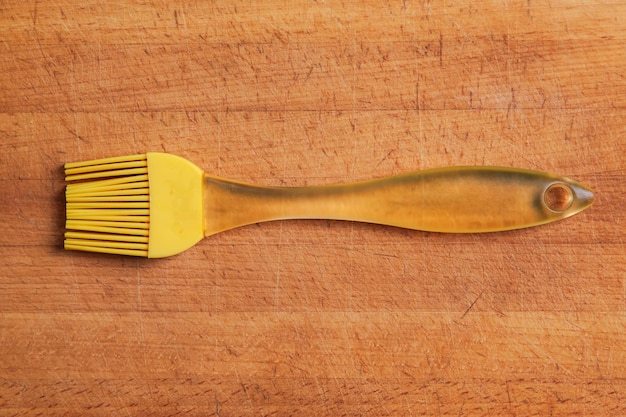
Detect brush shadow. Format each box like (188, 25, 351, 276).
(54, 164, 67, 252)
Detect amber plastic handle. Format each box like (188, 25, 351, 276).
(203, 166, 594, 236)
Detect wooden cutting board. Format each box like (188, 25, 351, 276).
(1, 1, 624, 415)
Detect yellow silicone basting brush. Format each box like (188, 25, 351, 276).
(64, 152, 595, 258)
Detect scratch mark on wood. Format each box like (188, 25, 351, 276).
(460, 290, 484, 319)
(439, 33, 443, 67)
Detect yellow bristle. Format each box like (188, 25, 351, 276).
(66, 220, 149, 230)
(64, 242, 148, 257)
(64, 160, 148, 176)
(66, 189, 149, 199)
(64, 232, 149, 243)
(66, 208, 150, 218)
(65, 167, 148, 182)
(71, 216, 150, 224)
(64, 154, 151, 257)
(65, 154, 148, 182)
(64, 154, 147, 169)
(63, 238, 148, 251)
(67, 177, 149, 194)
(66, 202, 150, 209)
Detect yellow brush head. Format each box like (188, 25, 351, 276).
(64, 153, 204, 258)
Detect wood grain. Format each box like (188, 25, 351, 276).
(1, 1, 624, 416)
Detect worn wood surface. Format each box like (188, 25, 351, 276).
(1, 1, 625, 416)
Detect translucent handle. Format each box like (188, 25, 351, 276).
(203, 166, 594, 236)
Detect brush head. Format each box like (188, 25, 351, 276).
(64, 152, 204, 258)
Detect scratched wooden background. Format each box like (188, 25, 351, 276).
(1, 1, 625, 416)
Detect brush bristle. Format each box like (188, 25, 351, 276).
(64, 154, 150, 257)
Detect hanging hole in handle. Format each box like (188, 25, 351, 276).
(544, 183, 574, 212)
